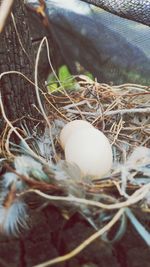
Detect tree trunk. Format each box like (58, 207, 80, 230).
(0, 0, 43, 134)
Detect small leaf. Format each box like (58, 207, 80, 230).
(58, 65, 72, 83)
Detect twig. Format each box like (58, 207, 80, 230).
(11, 12, 31, 61)
(34, 37, 57, 162)
(25, 183, 150, 210)
(62, 108, 100, 116)
(64, 107, 150, 117)
(104, 107, 150, 117)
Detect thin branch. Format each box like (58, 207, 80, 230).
(25, 183, 150, 210)
(104, 107, 150, 117)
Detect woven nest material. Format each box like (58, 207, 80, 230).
(0, 76, 150, 260)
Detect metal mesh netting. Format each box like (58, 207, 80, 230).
(27, 0, 150, 85)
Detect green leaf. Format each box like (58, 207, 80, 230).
(47, 82, 58, 93)
(84, 71, 94, 80)
(58, 65, 72, 82)
(58, 65, 75, 89)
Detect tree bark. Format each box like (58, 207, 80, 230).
(0, 0, 43, 134)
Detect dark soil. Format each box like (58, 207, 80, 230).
(0, 205, 149, 267)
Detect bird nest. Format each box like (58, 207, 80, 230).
(0, 62, 150, 266)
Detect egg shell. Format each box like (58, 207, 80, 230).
(60, 120, 93, 148)
(65, 128, 113, 178)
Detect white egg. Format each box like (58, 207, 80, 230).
(60, 120, 93, 148)
(65, 128, 113, 178)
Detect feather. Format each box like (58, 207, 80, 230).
(0, 172, 29, 235)
(0, 200, 28, 236)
